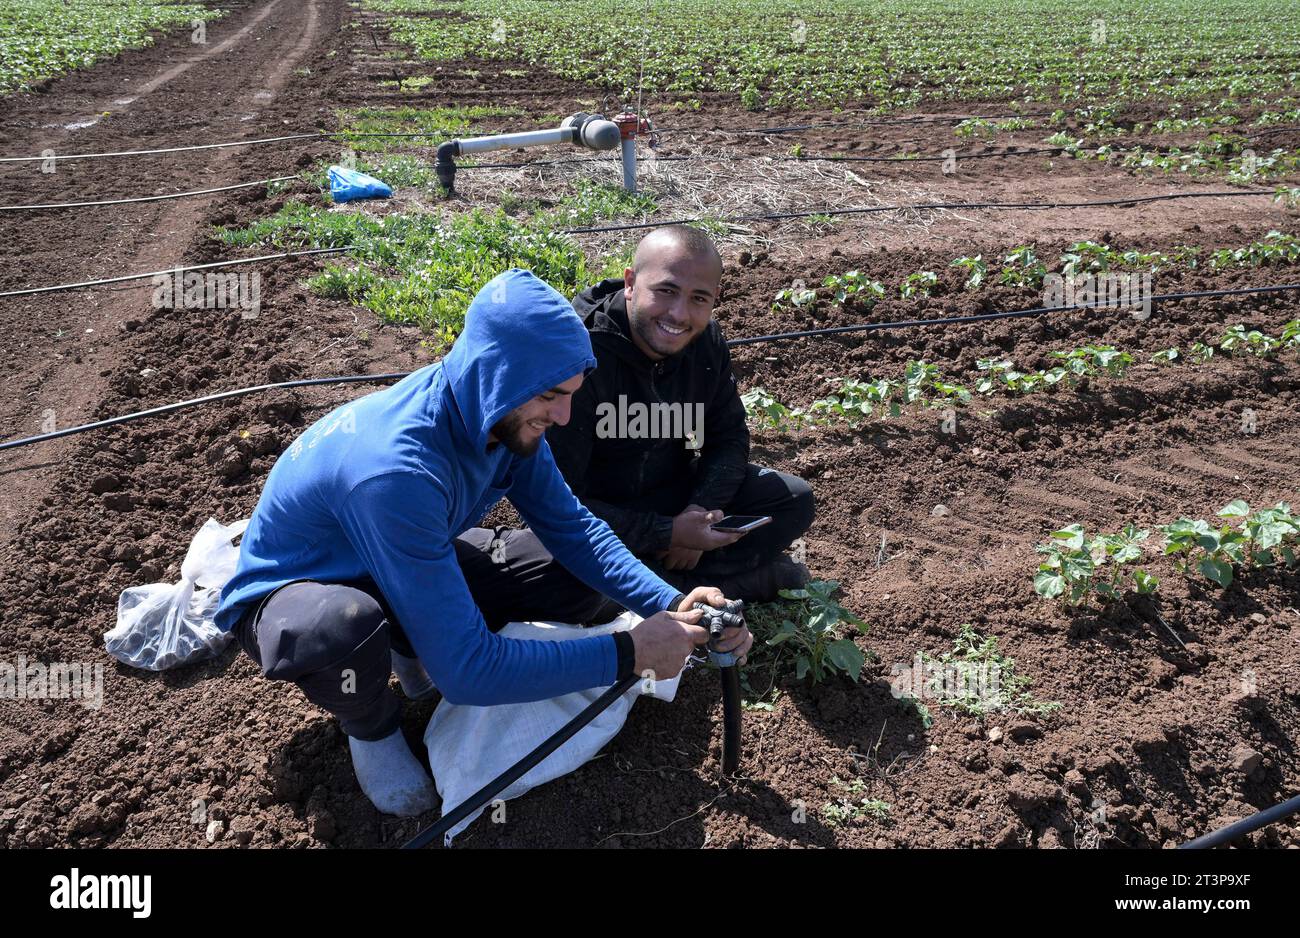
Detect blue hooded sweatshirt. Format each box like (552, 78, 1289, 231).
(214, 269, 682, 706)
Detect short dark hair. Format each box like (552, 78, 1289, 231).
(633, 224, 722, 275)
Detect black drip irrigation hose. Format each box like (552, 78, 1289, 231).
(1, 187, 1281, 300)
(726, 282, 1300, 347)
(402, 674, 639, 849)
(0, 247, 348, 300)
(451, 145, 1072, 172)
(0, 129, 504, 164)
(0, 176, 297, 213)
(403, 600, 746, 849)
(4, 280, 1298, 455)
(563, 188, 1279, 234)
(6, 115, 1292, 166)
(1180, 792, 1300, 848)
(0, 373, 408, 453)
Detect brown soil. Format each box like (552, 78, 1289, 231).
(1, 1, 1298, 849)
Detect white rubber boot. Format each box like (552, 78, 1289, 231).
(347, 728, 437, 817)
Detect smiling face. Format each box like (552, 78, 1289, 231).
(489, 372, 584, 456)
(623, 240, 722, 361)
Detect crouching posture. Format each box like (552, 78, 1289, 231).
(545, 224, 816, 603)
(214, 269, 752, 816)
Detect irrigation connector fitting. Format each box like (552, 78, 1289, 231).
(435, 111, 621, 196)
(695, 599, 745, 777)
(611, 111, 658, 193)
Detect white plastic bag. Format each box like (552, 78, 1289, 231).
(104, 517, 250, 671)
(423, 612, 686, 845)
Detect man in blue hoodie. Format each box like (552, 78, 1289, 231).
(216, 269, 751, 816)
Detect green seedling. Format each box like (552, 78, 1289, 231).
(899, 270, 938, 298)
(1225, 500, 1300, 569)
(741, 387, 802, 430)
(822, 797, 892, 827)
(1151, 347, 1180, 364)
(773, 285, 818, 310)
(975, 358, 1040, 395)
(763, 580, 869, 684)
(1209, 231, 1300, 269)
(1094, 524, 1158, 601)
(1051, 345, 1134, 378)
(1059, 240, 1117, 277)
(822, 270, 884, 306)
(808, 377, 900, 421)
(1159, 513, 1248, 588)
(1034, 525, 1099, 607)
(999, 245, 1048, 289)
(1218, 323, 1281, 357)
(950, 255, 988, 290)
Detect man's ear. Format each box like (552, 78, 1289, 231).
(623, 267, 635, 303)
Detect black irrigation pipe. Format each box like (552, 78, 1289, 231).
(3, 141, 1288, 213)
(0, 176, 298, 212)
(0, 248, 348, 300)
(1180, 792, 1300, 848)
(4, 118, 1293, 169)
(562, 187, 1279, 234)
(0, 132, 330, 163)
(0, 373, 409, 453)
(0, 130, 501, 165)
(0, 188, 1282, 298)
(726, 282, 1300, 347)
(453, 146, 1070, 172)
(3, 281, 1298, 455)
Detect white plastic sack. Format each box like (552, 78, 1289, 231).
(104, 517, 250, 671)
(424, 612, 686, 845)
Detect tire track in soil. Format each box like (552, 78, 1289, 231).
(0, 0, 328, 551)
(0, 1, 363, 850)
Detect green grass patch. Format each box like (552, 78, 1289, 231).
(215, 202, 595, 350)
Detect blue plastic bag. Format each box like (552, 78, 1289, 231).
(327, 165, 393, 203)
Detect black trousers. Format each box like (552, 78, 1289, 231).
(631, 463, 815, 578)
(231, 528, 613, 741)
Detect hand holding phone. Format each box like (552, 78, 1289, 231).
(710, 514, 773, 533)
(672, 508, 756, 551)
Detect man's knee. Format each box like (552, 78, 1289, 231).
(254, 582, 391, 682)
(784, 472, 816, 539)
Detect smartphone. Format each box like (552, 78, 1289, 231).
(710, 515, 773, 533)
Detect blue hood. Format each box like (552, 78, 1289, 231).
(443, 269, 597, 452)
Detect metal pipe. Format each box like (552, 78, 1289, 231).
(456, 127, 575, 154)
(435, 112, 619, 196)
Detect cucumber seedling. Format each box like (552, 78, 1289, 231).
(822, 270, 884, 307)
(1218, 324, 1281, 358)
(950, 255, 988, 290)
(1159, 513, 1247, 589)
(762, 580, 870, 684)
(1034, 524, 1157, 608)
(899, 270, 938, 298)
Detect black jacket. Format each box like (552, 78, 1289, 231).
(546, 278, 750, 555)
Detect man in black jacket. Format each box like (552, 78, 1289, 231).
(543, 224, 814, 603)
